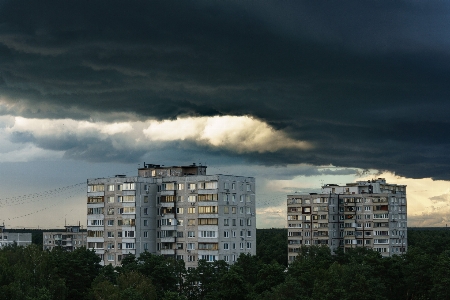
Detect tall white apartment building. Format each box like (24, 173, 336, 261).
(287, 178, 407, 262)
(87, 164, 256, 267)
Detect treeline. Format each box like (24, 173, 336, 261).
(0, 228, 449, 300)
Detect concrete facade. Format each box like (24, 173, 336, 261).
(43, 225, 87, 251)
(287, 178, 407, 262)
(0, 225, 32, 248)
(87, 164, 256, 267)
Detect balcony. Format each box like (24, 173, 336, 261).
(161, 190, 175, 196)
(161, 225, 177, 231)
(160, 237, 176, 243)
(160, 249, 175, 255)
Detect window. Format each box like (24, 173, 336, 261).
(240, 242, 244, 249)
(232, 183, 236, 190)
(247, 219, 251, 226)
(122, 183, 135, 190)
(187, 243, 195, 250)
(199, 255, 217, 262)
(199, 231, 216, 238)
(188, 231, 195, 238)
(224, 255, 229, 262)
(246, 242, 252, 249)
(178, 183, 185, 190)
(88, 184, 105, 192)
(124, 231, 135, 238)
(224, 219, 229, 226)
(144, 208, 148, 215)
(224, 206, 229, 214)
(199, 243, 219, 250)
(125, 243, 135, 249)
(107, 231, 114, 238)
(240, 219, 244, 226)
(144, 243, 148, 250)
(188, 196, 197, 203)
(232, 207, 237, 214)
(239, 207, 244, 214)
(224, 243, 229, 250)
(246, 184, 251, 192)
(232, 219, 236, 226)
(205, 181, 218, 189)
(198, 218, 218, 225)
(107, 196, 114, 203)
(189, 183, 196, 190)
(247, 230, 251, 237)
(223, 194, 229, 202)
(107, 185, 115, 192)
(177, 232, 184, 238)
(119, 207, 136, 214)
(144, 220, 148, 226)
(107, 220, 114, 226)
(198, 206, 218, 214)
(144, 231, 148, 238)
(188, 255, 195, 261)
(107, 254, 114, 261)
(188, 207, 196, 214)
(90, 219, 104, 226)
(118, 219, 135, 226)
(224, 230, 229, 238)
(240, 195, 244, 202)
(198, 194, 218, 201)
(188, 219, 196, 226)
(88, 207, 104, 215)
(144, 196, 148, 203)
(176, 208, 184, 214)
(107, 208, 114, 215)
(121, 195, 135, 202)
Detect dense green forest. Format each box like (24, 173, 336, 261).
(1, 228, 449, 300)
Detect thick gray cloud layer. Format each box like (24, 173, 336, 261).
(1, 0, 450, 178)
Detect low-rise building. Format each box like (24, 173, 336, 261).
(43, 225, 87, 251)
(0, 225, 32, 248)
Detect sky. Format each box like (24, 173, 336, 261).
(1, 0, 450, 228)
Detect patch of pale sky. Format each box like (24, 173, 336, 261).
(359, 172, 450, 226)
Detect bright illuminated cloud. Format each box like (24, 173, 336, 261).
(6, 115, 312, 154)
(143, 116, 312, 153)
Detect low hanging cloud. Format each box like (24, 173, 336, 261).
(4, 115, 312, 161)
(142, 116, 312, 153)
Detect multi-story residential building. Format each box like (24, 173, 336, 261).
(0, 225, 32, 248)
(287, 178, 407, 262)
(43, 225, 87, 251)
(87, 163, 256, 267)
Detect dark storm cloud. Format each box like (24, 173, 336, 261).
(1, 0, 450, 179)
